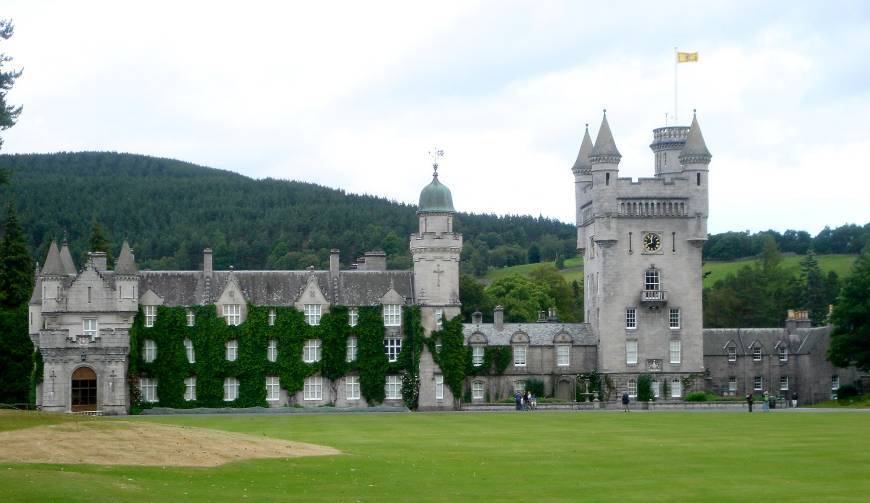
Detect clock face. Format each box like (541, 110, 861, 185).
(642, 232, 662, 252)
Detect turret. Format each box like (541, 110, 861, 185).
(589, 111, 621, 188)
(416, 164, 455, 234)
(679, 112, 712, 219)
(40, 240, 66, 312)
(650, 126, 689, 177)
(28, 263, 42, 336)
(59, 239, 77, 275)
(572, 124, 594, 228)
(114, 240, 139, 310)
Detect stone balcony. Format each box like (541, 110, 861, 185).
(640, 289, 667, 307)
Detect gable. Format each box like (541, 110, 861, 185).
(139, 289, 165, 306)
(380, 287, 405, 306)
(216, 275, 247, 306)
(294, 274, 329, 309)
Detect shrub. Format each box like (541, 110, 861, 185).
(685, 391, 711, 402)
(836, 384, 861, 402)
(637, 375, 654, 401)
(526, 379, 545, 398)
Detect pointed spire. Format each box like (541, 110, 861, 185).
(115, 240, 138, 275)
(679, 111, 712, 164)
(589, 110, 621, 164)
(59, 240, 77, 275)
(41, 240, 66, 276)
(571, 124, 594, 176)
(29, 262, 42, 305)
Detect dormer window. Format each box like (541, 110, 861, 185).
(778, 345, 788, 362)
(727, 346, 737, 362)
(224, 304, 241, 326)
(752, 345, 762, 362)
(144, 305, 156, 328)
(383, 304, 401, 327)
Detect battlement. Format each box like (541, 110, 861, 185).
(650, 126, 689, 151)
(617, 198, 688, 217)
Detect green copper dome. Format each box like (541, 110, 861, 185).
(418, 169, 455, 213)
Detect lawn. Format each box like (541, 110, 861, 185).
(1, 410, 869, 501)
(483, 254, 857, 289)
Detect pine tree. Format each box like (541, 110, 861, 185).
(88, 219, 114, 267)
(799, 250, 827, 325)
(828, 251, 870, 371)
(0, 19, 21, 154)
(0, 204, 33, 309)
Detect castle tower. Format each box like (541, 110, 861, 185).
(577, 112, 710, 399)
(114, 240, 139, 312)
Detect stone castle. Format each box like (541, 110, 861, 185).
(28, 113, 858, 414)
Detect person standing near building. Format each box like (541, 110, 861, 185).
(762, 390, 769, 412)
(791, 392, 798, 409)
(622, 392, 630, 412)
(746, 393, 754, 413)
(514, 390, 522, 411)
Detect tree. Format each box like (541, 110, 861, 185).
(527, 243, 541, 264)
(459, 274, 491, 322)
(88, 219, 114, 267)
(0, 19, 22, 154)
(828, 251, 870, 371)
(798, 251, 827, 325)
(0, 204, 33, 308)
(528, 263, 581, 321)
(485, 274, 553, 322)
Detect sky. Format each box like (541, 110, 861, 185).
(2, 0, 869, 235)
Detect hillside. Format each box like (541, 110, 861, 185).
(0, 152, 575, 270)
(484, 254, 858, 289)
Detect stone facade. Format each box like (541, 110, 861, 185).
(27, 115, 860, 414)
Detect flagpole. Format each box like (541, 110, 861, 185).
(674, 46, 678, 123)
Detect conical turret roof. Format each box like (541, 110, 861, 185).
(571, 125, 594, 176)
(41, 240, 65, 276)
(115, 240, 138, 275)
(59, 240, 77, 275)
(29, 263, 41, 305)
(679, 113, 712, 164)
(589, 111, 621, 163)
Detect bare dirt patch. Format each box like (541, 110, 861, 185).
(0, 419, 340, 467)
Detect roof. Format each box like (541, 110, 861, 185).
(417, 168, 455, 213)
(29, 267, 42, 305)
(679, 113, 712, 164)
(59, 242, 77, 275)
(114, 240, 138, 275)
(703, 326, 832, 356)
(589, 112, 621, 163)
(462, 322, 597, 346)
(571, 125, 593, 176)
(41, 241, 66, 276)
(138, 269, 414, 307)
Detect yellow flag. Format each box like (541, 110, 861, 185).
(677, 52, 698, 63)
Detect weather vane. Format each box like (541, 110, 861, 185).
(428, 147, 444, 175)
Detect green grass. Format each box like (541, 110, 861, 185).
(483, 254, 857, 289)
(2, 411, 869, 501)
(810, 395, 870, 408)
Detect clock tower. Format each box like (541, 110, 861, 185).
(575, 111, 710, 398)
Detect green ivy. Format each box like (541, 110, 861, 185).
(128, 304, 393, 410)
(466, 346, 511, 376)
(637, 374, 654, 402)
(28, 348, 43, 407)
(426, 315, 466, 403)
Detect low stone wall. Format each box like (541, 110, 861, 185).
(461, 400, 779, 411)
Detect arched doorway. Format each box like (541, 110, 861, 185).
(71, 367, 97, 412)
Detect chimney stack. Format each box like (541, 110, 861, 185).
(88, 251, 107, 271)
(329, 249, 340, 277)
(494, 305, 504, 331)
(472, 311, 483, 324)
(203, 248, 213, 276)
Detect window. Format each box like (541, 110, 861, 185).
(348, 308, 358, 327)
(472, 381, 484, 400)
(435, 375, 444, 400)
(513, 345, 527, 367)
(671, 378, 682, 398)
(514, 381, 526, 394)
(729, 376, 737, 392)
(385, 375, 401, 400)
(645, 269, 660, 291)
(186, 309, 195, 327)
(780, 376, 789, 391)
(346, 336, 357, 362)
(144, 305, 156, 327)
(83, 318, 98, 338)
(669, 308, 680, 329)
(346, 376, 360, 400)
(727, 346, 737, 362)
(472, 346, 484, 367)
(384, 338, 402, 362)
(752, 345, 762, 361)
(778, 346, 788, 362)
(625, 308, 637, 329)
(626, 341, 638, 365)
(184, 338, 195, 363)
(304, 304, 321, 326)
(267, 339, 278, 362)
(556, 344, 570, 367)
(304, 376, 323, 400)
(383, 304, 402, 326)
(753, 376, 763, 391)
(435, 341, 442, 354)
(184, 377, 196, 401)
(144, 339, 157, 362)
(651, 379, 660, 398)
(303, 339, 322, 363)
(226, 340, 238, 362)
(224, 377, 239, 401)
(831, 375, 840, 399)
(266, 376, 280, 401)
(628, 379, 637, 397)
(140, 377, 158, 403)
(435, 309, 443, 328)
(268, 309, 276, 326)
(224, 304, 241, 326)
(669, 340, 681, 364)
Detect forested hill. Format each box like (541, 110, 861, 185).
(0, 152, 576, 270)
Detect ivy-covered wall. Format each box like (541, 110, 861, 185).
(128, 304, 424, 411)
